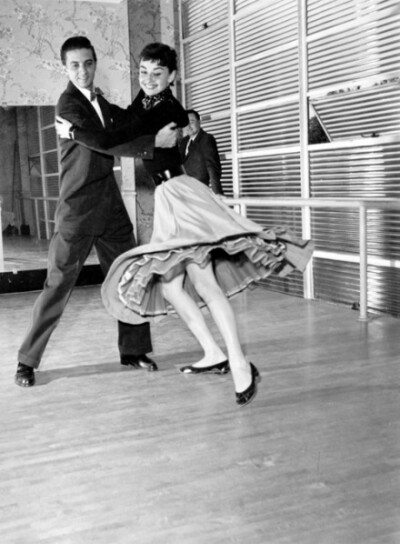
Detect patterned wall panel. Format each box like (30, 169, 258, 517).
(0, 0, 131, 106)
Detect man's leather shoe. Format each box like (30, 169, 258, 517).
(15, 363, 35, 387)
(120, 354, 158, 372)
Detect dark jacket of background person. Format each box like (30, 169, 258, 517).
(179, 128, 224, 195)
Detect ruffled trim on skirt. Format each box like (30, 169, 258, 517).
(101, 227, 313, 324)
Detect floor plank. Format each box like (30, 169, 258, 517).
(1, 286, 399, 543)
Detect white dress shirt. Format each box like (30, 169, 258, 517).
(79, 86, 105, 127)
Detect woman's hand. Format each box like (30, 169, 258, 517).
(55, 115, 73, 139)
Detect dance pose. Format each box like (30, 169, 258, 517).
(56, 42, 313, 407)
(15, 37, 182, 388)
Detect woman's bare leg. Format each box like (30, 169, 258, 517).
(161, 272, 226, 366)
(186, 261, 252, 393)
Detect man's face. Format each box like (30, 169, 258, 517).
(185, 113, 201, 138)
(64, 48, 96, 90)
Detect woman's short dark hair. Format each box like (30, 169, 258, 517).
(60, 36, 97, 65)
(139, 42, 178, 73)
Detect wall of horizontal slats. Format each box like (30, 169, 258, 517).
(308, 0, 400, 316)
(179, 0, 400, 315)
(180, 0, 304, 296)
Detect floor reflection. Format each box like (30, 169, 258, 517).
(2, 234, 99, 272)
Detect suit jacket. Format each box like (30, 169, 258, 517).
(179, 129, 224, 195)
(55, 81, 155, 235)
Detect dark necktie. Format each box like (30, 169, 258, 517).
(90, 87, 103, 101)
(185, 138, 193, 156)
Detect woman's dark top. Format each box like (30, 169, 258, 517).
(73, 87, 189, 183)
(132, 89, 188, 177)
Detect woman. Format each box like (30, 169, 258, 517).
(56, 42, 313, 407)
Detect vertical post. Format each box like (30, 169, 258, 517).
(0, 196, 4, 272)
(178, 0, 186, 106)
(298, 0, 313, 299)
(120, 158, 137, 240)
(125, 0, 159, 244)
(34, 199, 40, 240)
(228, 0, 240, 200)
(37, 108, 50, 240)
(359, 202, 368, 320)
(160, 0, 175, 46)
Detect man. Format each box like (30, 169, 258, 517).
(15, 36, 177, 387)
(179, 109, 224, 195)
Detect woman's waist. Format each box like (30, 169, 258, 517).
(152, 165, 186, 185)
(143, 148, 184, 184)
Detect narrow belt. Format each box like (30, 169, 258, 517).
(153, 165, 185, 184)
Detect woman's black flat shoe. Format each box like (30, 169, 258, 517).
(179, 360, 230, 374)
(235, 363, 260, 407)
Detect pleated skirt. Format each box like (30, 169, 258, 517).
(101, 175, 314, 324)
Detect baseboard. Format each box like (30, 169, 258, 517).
(0, 265, 104, 294)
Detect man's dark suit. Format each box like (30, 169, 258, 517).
(18, 82, 154, 368)
(179, 128, 224, 195)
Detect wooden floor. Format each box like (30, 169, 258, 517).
(1, 235, 98, 272)
(1, 285, 399, 544)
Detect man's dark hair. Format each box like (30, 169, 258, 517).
(186, 109, 200, 121)
(139, 42, 178, 73)
(60, 36, 97, 66)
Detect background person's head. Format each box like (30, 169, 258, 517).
(60, 36, 97, 91)
(139, 42, 177, 96)
(185, 109, 201, 139)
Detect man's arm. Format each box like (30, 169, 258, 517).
(55, 93, 154, 158)
(83, 123, 178, 158)
(56, 115, 177, 157)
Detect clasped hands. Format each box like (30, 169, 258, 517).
(55, 115, 178, 148)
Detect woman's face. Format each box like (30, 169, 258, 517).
(139, 59, 176, 96)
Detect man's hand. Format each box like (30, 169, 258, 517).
(55, 115, 73, 139)
(155, 122, 177, 148)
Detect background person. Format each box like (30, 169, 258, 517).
(179, 109, 224, 195)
